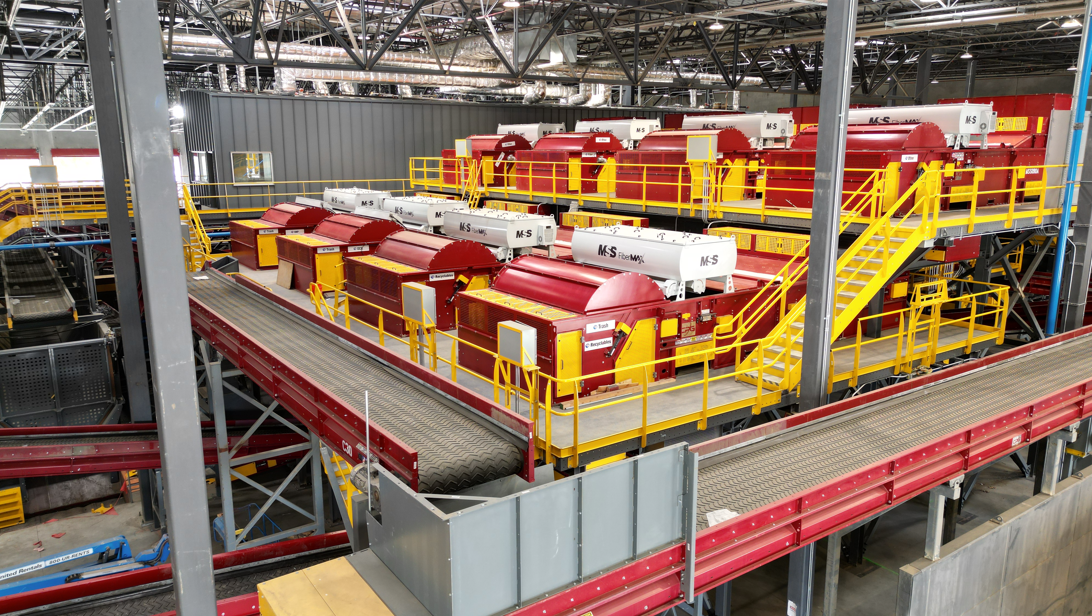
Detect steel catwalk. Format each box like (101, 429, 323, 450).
(187, 273, 523, 493)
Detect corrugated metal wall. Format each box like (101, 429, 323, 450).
(185, 90, 663, 208)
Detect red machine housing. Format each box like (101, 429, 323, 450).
(344, 230, 503, 336)
(615, 128, 756, 203)
(442, 134, 532, 187)
(764, 123, 949, 212)
(483, 199, 552, 216)
(229, 203, 332, 270)
(274, 214, 402, 290)
(456, 255, 807, 401)
(937, 94, 1072, 148)
(512, 132, 625, 193)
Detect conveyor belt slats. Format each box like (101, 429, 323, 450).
(188, 274, 523, 494)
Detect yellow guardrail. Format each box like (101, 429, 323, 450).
(307, 273, 1007, 467)
(410, 157, 1072, 226)
(183, 178, 422, 210)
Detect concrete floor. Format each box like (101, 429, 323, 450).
(725, 453, 1064, 616)
(0, 500, 162, 583)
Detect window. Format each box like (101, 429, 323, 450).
(192, 152, 210, 183)
(0, 149, 42, 185)
(230, 151, 274, 186)
(54, 157, 104, 182)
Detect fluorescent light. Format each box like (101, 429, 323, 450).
(961, 51, 973, 58)
(854, 39, 867, 46)
(0, 101, 5, 120)
(21, 102, 53, 130)
(1063, 18, 1081, 28)
(48, 105, 93, 131)
(170, 104, 185, 119)
(502, 0, 520, 7)
(708, 21, 724, 30)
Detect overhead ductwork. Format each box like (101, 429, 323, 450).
(169, 33, 764, 93)
(522, 81, 546, 104)
(563, 83, 590, 106)
(585, 84, 608, 107)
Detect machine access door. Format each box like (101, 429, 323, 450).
(615, 318, 656, 386)
(556, 331, 582, 397)
(256, 232, 279, 268)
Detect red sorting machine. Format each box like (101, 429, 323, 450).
(937, 93, 1071, 148)
(456, 254, 807, 401)
(764, 123, 949, 213)
(442, 134, 532, 188)
(343, 230, 503, 336)
(275, 214, 402, 291)
(615, 128, 757, 203)
(229, 203, 332, 270)
(512, 132, 625, 194)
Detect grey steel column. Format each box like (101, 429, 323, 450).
(1064, 121, 1092, 331)
(798, 0, 858, 411)
(924, 478, 960, 560)
(310, 431, 327, 537)
(914, 49, 932, 105)
(81, 0, 157, 528)
(965, 59, 976, 98)
(81, 0, 151, 423)
(823, 530, 843, 616)
(712, 580, 731, 616)
(790, 73, 799, 107)
(208, 352, 237, 552)
(787, 543, 816, 616)
(108, 0, 217, 612)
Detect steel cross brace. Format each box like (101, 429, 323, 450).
(199, 341, 325, 552)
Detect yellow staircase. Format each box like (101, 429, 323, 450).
(180, 184, 214, 271)
(727, 170, 941, 394)
(319, 445, 362, 528)
(459, 158, 484, 208)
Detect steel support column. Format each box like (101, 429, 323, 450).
(1043, 425, 1078, 495)
(1064, 96, 1092, 331)
(924, 477, 961, 560)
(798, 0, 857, 411)
(81, 0, 152, 426)
(108, 0, 216, 611)
(711, 580, 731, 616)
(965, 59, 976, 98)
(823, 530, 843, 616)
(914, 49, 932, 104)
(787, 543, 816, 616)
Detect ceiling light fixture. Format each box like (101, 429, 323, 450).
(1063, 17, 1081, 28)
(21, 102, 53, 130)
(854, 39, 867, 46)
(1069, 65, 1079, 71)
(502, 0, 520, 8)
(49, 105, 94, 131)
(931, 78, 939, 83)
(961, 50, 973, 59)
(708, 21, 724, 30)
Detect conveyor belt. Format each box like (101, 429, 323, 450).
(1, 249, 75, 324)
(188, 273, 523, 493)
(697, 333, 1092, 529)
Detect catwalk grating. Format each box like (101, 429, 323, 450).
(697, 334, 1092, 529)
(1, 249, 75, 324)
(188, 274, 523, 494)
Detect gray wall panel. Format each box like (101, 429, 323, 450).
(186, 91, 663, 208)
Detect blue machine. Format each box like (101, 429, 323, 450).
(0, 534, 170, 597)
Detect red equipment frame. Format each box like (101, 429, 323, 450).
(188, 271, 535, 490)
(512, 132, 625, 193)
(229, 203, 332, 270)
(275, 214, 402, 290)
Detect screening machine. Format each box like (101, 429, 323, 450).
(512, 132, 625, 194)
(457, 226, 805, 399)
(443, 208, 557, 261)
(937, 93, 1071, 147)
(615, 128, 758, 203)
(380, 196, 467, 231)
(482, 199, 553, 216)
(573, 118, 662, 148)
(497, 123, 566, 145)
(344, 230, 503, 336)
(764, 122, 951, 212)
(322, 188, 391, 212)
(441, 134, 533, 188)
(679, 112, 795, 148)
(274, 213, 402, 290)
(229, 202, 332, 270)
